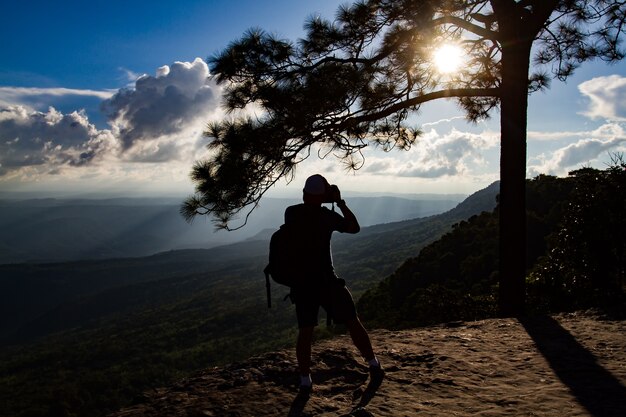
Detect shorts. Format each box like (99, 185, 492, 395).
(293, 279, 358, 328)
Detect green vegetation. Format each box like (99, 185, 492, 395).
(359, 163, 626, 329)
(528, 164, 626, 311)
(0, 261, 297, 417)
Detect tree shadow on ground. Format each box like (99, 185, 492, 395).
(520, 316, 626, 417)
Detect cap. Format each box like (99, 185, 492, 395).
(303, 174, 328, 195)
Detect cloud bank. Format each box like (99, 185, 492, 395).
(0, 106, 117, 177)
(528, 122, 626, 176)
(363, 128, 500, 179)
(1, 66, 625, 192)
(0, 58, 220, 179)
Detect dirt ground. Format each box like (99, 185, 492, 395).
(111, 311, 626, 416)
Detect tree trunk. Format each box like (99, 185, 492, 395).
(498, 40, 532, 317)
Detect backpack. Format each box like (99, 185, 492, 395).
(264, 224, 301, 308)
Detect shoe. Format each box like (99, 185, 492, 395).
(298, 383, 312, 396)
(369, 364, 385, 386)
(299, 373, 312, 395)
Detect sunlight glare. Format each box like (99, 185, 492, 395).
(433, 44, 465, 74)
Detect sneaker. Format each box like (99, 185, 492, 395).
(299, 374, 312, 395)
(369, 364, 385, 386)
(298, 383, 312, 396)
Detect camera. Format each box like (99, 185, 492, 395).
(322, 184, 340, 203)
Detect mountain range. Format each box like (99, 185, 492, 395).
(0, 194, 464, 264)
(0, 182, 497, 344)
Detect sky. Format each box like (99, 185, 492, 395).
(1, 0, 625, 200)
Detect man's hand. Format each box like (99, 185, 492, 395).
(331, 184, 341, 203)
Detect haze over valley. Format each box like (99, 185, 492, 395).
(0, 193, 465, 263)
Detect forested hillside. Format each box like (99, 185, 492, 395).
(359, 166, 626, 328)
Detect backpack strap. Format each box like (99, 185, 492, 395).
(264, 265, 271, 309)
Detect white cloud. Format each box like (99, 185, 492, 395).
(0, 105, 118, 177)
(0, 58, 222, 180)
(102, 58, 221, 152)
(5, 62, 622, 195)
(421, 116, 466, 128)
(528, 122, 626, 141)
(0, 86, 114, 108)
(399, 163, 460, 178)
(578, 74, 626, 122)
(363, 128, 500, 179)
(118, 67, 143, 85)
(527, 122, 626, 176)
(526, 75, 626, 175)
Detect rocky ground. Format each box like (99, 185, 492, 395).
(110, 312, 626, 416)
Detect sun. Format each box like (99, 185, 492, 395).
(433, 44, 465, 74)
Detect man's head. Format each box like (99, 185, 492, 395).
(303, 174, 330, 204)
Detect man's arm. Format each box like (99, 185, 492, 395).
(337, 199, 360, 234)
(334, 187, 361, 233)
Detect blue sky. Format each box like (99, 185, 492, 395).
(1, 1, 625, 198)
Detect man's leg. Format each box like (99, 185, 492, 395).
(346, 316, 384, 385)
(331, 285, 381, 368)
(296, 326, 314, 379)
(294, 293, 319, 391)
(345, 317, 375, 361)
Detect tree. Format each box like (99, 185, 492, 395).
(528, 157, 626, 311)
(182, 0, 625, 316)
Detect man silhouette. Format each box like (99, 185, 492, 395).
(285, 174, 383, 393)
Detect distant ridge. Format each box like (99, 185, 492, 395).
(443, 180, 499, 220)
(0, 194, 465, 264)
(248, 182, 499, 243)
